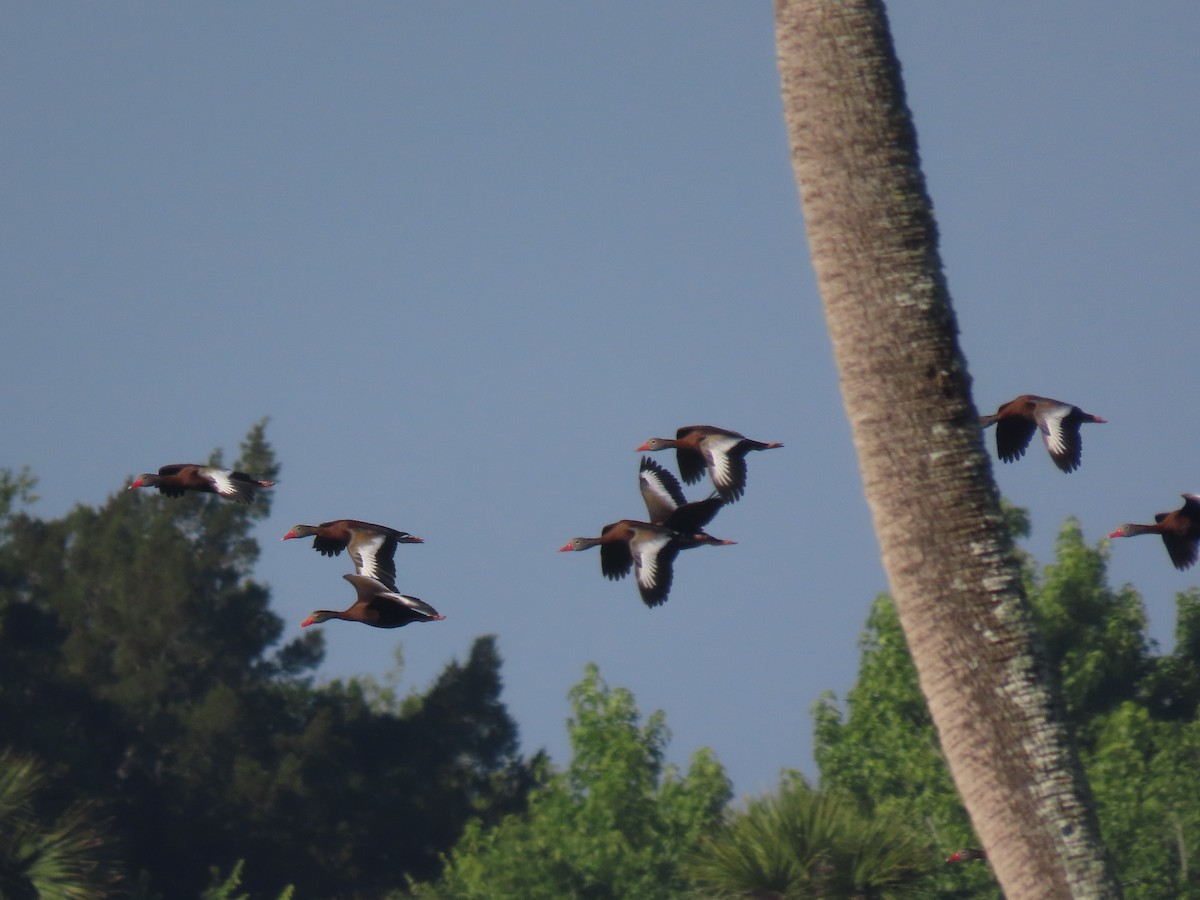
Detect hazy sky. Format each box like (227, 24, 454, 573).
(4, 3, 1199, 799)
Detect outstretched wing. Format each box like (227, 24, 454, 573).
(664, 496, 724, 533)
(348, 529, 400, 592)
(632, 531, 681, 608)
(1037, 403, 1082, 473)
(701, 432, 749, 501)
(993, 417, 1037, 464)
(197, 466, 268, 503)
(639, 456, 686, 524)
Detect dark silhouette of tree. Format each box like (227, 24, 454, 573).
(0, 751, 122, 899)
(0, 424, 533, 898)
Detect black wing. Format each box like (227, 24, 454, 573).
(993, 417, 1037, 463)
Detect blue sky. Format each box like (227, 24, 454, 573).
(4, 3, 1199, 799)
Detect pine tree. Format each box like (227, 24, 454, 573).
(0, 425, 534, 897)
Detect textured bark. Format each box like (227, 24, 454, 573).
(774, 1, 1121, 896)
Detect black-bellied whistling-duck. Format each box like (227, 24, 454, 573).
(300, 574, 444, 629)
(282, 520, 422, 592)
(638, 457, 735, 549)
(946, 848, 985, 863)
(636, 425, 783, 503)
(559, 520, 692, 608)
(128, 464, 275, 503)
(979, 395, 1106, 473)
(1109, 494, 1200, 571)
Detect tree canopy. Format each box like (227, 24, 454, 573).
(688, 774, 936, 899)
(6, 424, 1200, 897)
(413, 663, 732, 899)
(815, 515, 1200, 898)
(0, 425, 532, 898)
(0, 750, 121, 900)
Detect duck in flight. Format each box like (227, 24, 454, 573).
(283, 519, 422, 591)
(979, 395, 1105, 473)
(300, 574, 444, 629)
(636, 425, 782, 503)
(129, 464, 275, 503)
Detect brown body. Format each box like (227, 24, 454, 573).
(1109, 494, 1200, 571)
(979, 395, 1105, 473)
(282, 519, 422, 591)
(301, 574, 443, 629)
(560, 519, 690, 608)
(129, 464, 274, 503)
(636, 425, 783, 503)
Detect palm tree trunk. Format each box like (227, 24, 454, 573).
(774, 1, 1120, 896)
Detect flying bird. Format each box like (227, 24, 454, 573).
(946, 848, 985, 863)
(283, 520, 422, 592)
(300, 574, 444, 629)
(559, 520, 692, 608)
(979, 395, 1105, 473)
(1109, 494, 1200, 571)
(638, 456, 734, 548)
(128, 464, 274, 503)
(635, 425, 783, 503)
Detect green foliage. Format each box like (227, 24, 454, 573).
(1036, 520, 1150, 733)
(815, 512, 1200, 897)
(812, 596, 981, 898)
(688, 774, 937, 899)
(1142, 588, 1200, 720)
(266, 636, 534, 895)
(0, 467, 38, 526)
(0, 426, 535, 898)
(413, 664, 732, 899)
(0, 751, 121, 900)
(201, 861, 294, 900)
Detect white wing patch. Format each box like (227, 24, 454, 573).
(351, 532, 389, 581)
(1039, 405, 1070, 457)
(703, 434, 741, 491)
(639, 470, 681, 525)
(640, 471, 678, 510)
(200, 467, 238, 498)
(633, 531, 673, 591)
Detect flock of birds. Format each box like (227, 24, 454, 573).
(124, 402, 1200, 631)
(559, 425, 784, 607)
(125, 425, 787, 626)
(979, 394, 1200, 572)
(129, 464, 442, 629)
